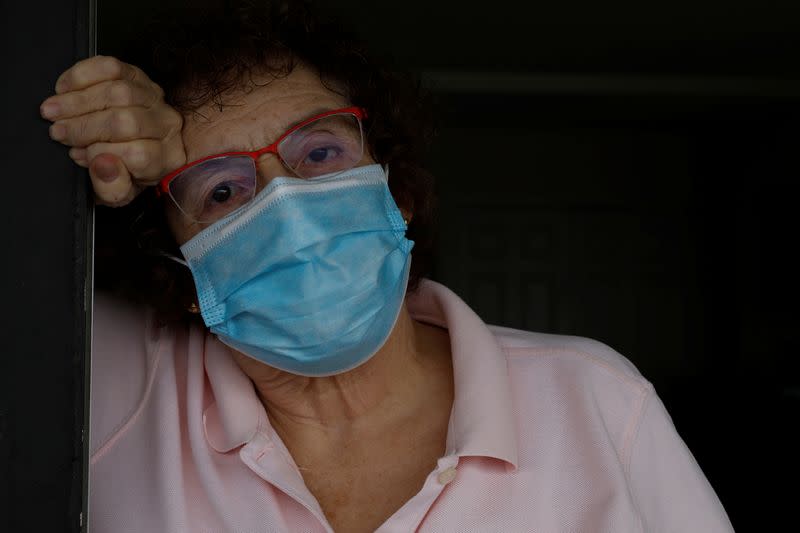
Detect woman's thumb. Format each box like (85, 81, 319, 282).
(89, 153, 138, 207)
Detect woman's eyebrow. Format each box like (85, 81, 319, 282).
(207, 106, 341, 156)
(282, 106, 339, 132)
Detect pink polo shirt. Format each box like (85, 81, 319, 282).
(89, 280, 733, 532)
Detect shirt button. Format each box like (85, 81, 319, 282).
(437, 466, 457, 485)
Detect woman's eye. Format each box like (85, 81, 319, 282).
(211, 184, 232, 203)
(200, 178, 252, 214)
(306, 146, 341, 164)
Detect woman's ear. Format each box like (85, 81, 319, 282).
(383, 163, 413, 224)
(399, 206, 413, 225)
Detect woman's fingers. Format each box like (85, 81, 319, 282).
(85, 139, 185, 182)
(49, 106, 177, 146)
(54, 55, 154, 95)
(41, 80, 159, 121)
(69, 147, 88, 167)
(44, 55, 186, 208)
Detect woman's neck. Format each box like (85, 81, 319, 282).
(229, 304, 453, 531)
(228, 303, 454, 457)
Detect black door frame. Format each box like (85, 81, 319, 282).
(1, 0, 95, 531)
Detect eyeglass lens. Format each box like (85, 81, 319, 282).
(168, 113, 364, 223)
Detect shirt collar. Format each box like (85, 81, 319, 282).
(203, 280, 519, 470)
(203, 335, 266, 452)
(406, 280, 518, 470)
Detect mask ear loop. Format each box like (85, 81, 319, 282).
(129, 205, 191, 268)
(155, 250, 189, 268)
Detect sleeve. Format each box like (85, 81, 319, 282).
(627, 386, 734, 533)
(89, 292, 156, 460)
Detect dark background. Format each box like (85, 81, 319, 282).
(2, 0, 797, 531)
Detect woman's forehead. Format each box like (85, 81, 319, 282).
(180, 66, 350, 160)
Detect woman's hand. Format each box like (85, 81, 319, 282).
(41, 55, 186, 206)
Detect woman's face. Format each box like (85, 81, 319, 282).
(164, 64, 374, 245)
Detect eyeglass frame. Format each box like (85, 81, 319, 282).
(156, 105, 369, 200)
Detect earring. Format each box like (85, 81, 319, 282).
(187, 302, 201, 314)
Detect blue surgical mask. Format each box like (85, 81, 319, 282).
(179, 164, 414, 376)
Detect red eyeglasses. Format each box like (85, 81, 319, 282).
(158, 106, 367, 223)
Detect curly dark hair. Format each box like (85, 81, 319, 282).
(96, 0, 438, 322)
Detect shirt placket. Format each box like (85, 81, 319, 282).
(239, 430, 335, 533)
(375, 455, 461, 533)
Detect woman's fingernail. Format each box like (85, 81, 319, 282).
(49, 123, 66, 141)
(95, 161, 118, 182)
(41, 102, 60, 120)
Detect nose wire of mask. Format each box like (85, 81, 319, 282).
(179, 163, 413, 377)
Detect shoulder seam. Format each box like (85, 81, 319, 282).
(89, 314, 166, 464)
(621, 383, 653, 533)
(622, 382, 654, 475)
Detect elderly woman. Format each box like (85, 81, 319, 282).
(42, 2, 732, 532)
